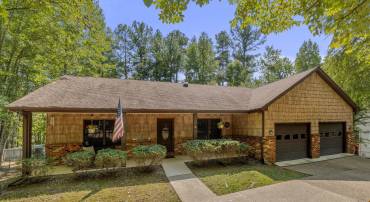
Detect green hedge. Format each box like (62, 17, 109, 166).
(183, 139, 250, 161)
(65, 150, 95, 171)
(132, 144, 167, 168)
(95, 148, 127, 168)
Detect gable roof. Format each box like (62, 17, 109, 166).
(7, 67, 358, 113)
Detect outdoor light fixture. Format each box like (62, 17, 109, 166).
(269, 129, 273, 135)
(217, 121, 224, 129)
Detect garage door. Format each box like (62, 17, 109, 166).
(319, 123, 345, 156)
(276, 124, 310, 161)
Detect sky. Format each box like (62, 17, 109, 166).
(99, 0, 332, 61)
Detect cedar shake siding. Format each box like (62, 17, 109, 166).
(8, 67, 358, 162)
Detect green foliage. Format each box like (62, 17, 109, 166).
(295, 40, 321, 72)
(65, 150, 95, 171)
(230, 24, 265, 86)
(132, 144, 167, 168)
(323, 49, 370, 110)
(183, 139, 250, 161)
(146, 0, 369, 60)
(95, 148, 127, 168)
(259, 46, 294, 84)
(21, 157, 49, 177)
(215, 31, 232, 86)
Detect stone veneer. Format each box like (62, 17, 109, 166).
(311, 134, 320, 158)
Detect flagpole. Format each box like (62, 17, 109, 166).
(122, 110, 127, 151)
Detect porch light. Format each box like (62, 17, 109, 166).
(217, 121, 224, 129)
(269, 129, 273, 135)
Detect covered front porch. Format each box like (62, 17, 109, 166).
(19, 110, 263, 160)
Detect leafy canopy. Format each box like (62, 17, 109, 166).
(144, 0, 369, 55)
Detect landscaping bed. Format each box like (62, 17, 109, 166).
(0, 166, 180, 202)
(187, 160, 309, 195)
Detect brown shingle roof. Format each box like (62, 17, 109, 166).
(7, 67, 358, 112)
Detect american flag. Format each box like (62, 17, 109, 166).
(112, 99, 124, 142)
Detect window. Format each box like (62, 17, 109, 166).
(83, 120, 120, 149)
(301, 134, 306, 139)
(293, 134, 299, 139)
(284, 135, 290, 140)
(276, 135, 282, 140)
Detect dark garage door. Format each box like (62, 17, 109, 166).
(319, 123, 345, 156)
(276, 124, 310, 161)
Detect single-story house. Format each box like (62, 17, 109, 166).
(7, 67, 358, 164)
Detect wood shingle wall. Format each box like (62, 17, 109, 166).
(263, 72, 354, 163)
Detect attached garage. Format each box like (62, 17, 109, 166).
(319, 123, 345, 156)
(275, 123, 310, 161)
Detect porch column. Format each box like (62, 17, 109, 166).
(193, 113, 197, 139)
(122, 112, 127, 150)
(22, 111, 32, 159)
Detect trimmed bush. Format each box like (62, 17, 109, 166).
(65, 150, 95, 171)
(132, 144, 166, 168)
(183, 139, 250, 161)
(21, 157, 50, 177)
(95, 148, 127, 169)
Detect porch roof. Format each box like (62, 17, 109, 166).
(7, 67, 358, 113)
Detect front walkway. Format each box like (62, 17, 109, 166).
(162, 156, 370, 202)
(162, 156, 217, 202)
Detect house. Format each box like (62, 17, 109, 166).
(7, 67, 358, 164)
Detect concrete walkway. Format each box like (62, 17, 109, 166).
(162, 156, 216, 202)
(162, 156, 370, 202)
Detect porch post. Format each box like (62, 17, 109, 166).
(22, 111, 32, 159)
(122, 112, 127, 150)
(193, 113, 197, 139)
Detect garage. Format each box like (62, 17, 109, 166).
(319, 123, 345, 156)
(276, 123, 310, 161)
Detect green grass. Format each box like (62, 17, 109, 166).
(0, 167, 180, 202)
(187, 161, 309, 195)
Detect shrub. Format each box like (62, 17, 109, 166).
(132, 144, 166, 169)
(21, 157, 49, 177)
(95, 148, 127, 169)
(65, 150, 95, 171)
(183, 139, 250, 161)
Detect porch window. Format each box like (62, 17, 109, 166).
(197, 119, 222, 139)
(83, 120, 121, 150)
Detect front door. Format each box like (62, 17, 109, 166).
(157, 119, 174, 157)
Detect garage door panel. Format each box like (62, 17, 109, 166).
(320, 123, 344, 156)
(276, 124, 309, 161)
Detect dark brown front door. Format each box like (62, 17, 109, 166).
(157, 119, 174, 157)
(319, 123, 345, 156)
(276, 123, 310, 161)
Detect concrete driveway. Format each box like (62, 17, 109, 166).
(210, 156, 370, 202)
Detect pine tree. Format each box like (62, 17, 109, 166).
(197, 32, 217, 84)
(215, 31, 232, 86)
(231, 23, 265, 86)
(113, 24, 134, 79)
(295, 39, 321, 72)
(260, 46, 294, 83)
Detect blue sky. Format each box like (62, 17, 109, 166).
(99, 0, 331, 61)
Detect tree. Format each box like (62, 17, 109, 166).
(145, 0, 369, 57)
(184, 37, 199, 83)
(0, 0, 113, 160)
(295, 40, 321, 72)
(260, 46, 294, 83)
(113, 24, 134, 79)
(163, 30, 188, 82)
(151, 30, 168, 81)
(231, 23, 265, 86)
(324, 49, 370, 110)
(225, 60, 249, 86)
(196, 32, 217, 84)
(215, 31, 232, 86)
(129, 21, 153, 80)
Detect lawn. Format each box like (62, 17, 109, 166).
(187, 161, 309, 195)
(0, 166, 180, 202)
